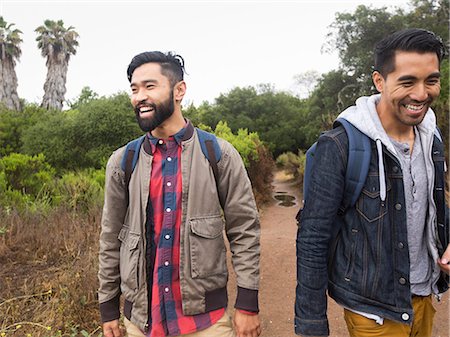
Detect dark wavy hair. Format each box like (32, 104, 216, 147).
(374, 28, 445, 78)
(127, 51, 185, 86)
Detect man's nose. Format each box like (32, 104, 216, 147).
(410, 83, 428, 102)
(135, 89, 148, 103)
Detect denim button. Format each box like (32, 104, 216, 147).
(402, 313, 409, 321)
(399, 277, 406, 285)
(395, 203, 402, 211)
(398, 242, 404, 249)
(393, 166, 399, 173)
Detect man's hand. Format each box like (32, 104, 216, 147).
(437, 244, 450, 275)
(233, 310, 261, 337)
(102, 319, 123, 337)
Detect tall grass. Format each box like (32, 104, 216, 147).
(0, 207, 102, 336)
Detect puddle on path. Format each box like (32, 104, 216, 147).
(273, 191, 296, 207)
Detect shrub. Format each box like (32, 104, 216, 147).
(55, 169, 105, 212)
(276, 150, 306, 183)
(0, 153, 55, 198)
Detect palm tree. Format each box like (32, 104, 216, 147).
(35, 19, 79, 111)
(0, 16, 22, 111)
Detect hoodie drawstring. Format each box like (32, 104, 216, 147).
(376, 139, 386, 202)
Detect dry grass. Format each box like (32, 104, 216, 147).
(0, 207, 102, 336)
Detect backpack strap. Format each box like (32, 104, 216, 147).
(121, 135, 146, 203)
(196, 128, 224, 208)
(334, 118, 371, 209)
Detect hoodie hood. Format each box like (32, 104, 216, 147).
(337, 94, 437, 156)
(336, 93, 438, 202)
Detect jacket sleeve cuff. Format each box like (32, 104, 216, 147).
(234, 286, 259, 313)
(99, 293, 121, 323)
(294, 315, 329, 336)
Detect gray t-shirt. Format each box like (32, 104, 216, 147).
(390, 128, 432, 296)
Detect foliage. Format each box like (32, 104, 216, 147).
(0, 153, 55, 212)
(309, 0, 449, 149)
(55, 169, 105, 212)
(22, 92, 141, 171)
(276, 150, 306, 183)
(185, 85, 310, 156)
(35, 19, 79, 58)
(68, 86, 99, 109)
(213, 121, 259, 168)
(0, 153, 55, 197)
(0, 16, 22, 111)
(35, 19, 79, 111)
(0, 208, 103, 336)
(0, 16, 22, 59)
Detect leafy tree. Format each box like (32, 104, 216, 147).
(68, 86, 99, 109)
(35, 19, 79, 111)
(310, 0, 449, 145)
(0, 104, 45, 156)
(324, 5, 406, 94)
(188, 85, 310, 156)
(22, 93, 141, 171)
(0, 16, 22, 111)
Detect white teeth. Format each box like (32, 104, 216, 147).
(405, 104, 424, 111)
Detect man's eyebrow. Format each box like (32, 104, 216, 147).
(397, 72, 441, 82)
(130, 79, 158, 87)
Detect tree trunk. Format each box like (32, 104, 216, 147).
(0, 56, 21, 111)
(41, 51, 69, 111)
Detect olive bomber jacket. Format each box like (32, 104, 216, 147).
(98, 122, 260, 332)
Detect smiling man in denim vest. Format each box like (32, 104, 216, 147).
(98, 51, 261, 337)
(295, 29, 449, 337)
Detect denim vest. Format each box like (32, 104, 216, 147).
(295, 126, 448, 336)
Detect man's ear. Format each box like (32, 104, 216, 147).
(372, 71, 385, 93)
(174, 81, 186, 101)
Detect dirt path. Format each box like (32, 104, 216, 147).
(228, 170, 449, 337)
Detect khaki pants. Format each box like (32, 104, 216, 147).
(124, 312, 235, 337)
(344, 295, 436, 337)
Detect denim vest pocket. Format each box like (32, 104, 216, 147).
(356, 175, 391, 222)
(118, 226, 141, 292)
(189, 215, 227, 279)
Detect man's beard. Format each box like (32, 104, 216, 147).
(134, 90, 175, 132)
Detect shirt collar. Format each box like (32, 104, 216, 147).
(147, 120, 191, 153)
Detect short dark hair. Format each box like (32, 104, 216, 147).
(127, 51, 185, 86)
(374, 28, 445, 78)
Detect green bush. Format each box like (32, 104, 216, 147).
(0, 104, 45, 157)
(22, 93, 141, 171)
(276, 150, 306, 183)
(0, 153, 55, 212)
(213, 121, 259, 168)
(55, 169, 105, 212)
(0, 153, 55, 197)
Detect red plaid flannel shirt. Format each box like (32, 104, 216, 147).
(147, 126, 225, 337)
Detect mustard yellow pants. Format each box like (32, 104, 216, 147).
(344, 295, 436, 337)
(124, 312, 235, 337)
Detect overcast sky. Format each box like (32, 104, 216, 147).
(4, 0, 410, 107)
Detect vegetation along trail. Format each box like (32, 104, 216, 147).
(227, 170, 449, 337)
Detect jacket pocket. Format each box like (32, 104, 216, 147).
(189, 215, 227, 279)
(118, 226, 141, 291)
(356, 175, 390, 222)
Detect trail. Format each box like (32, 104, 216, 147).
(228, 170, 449, 337)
